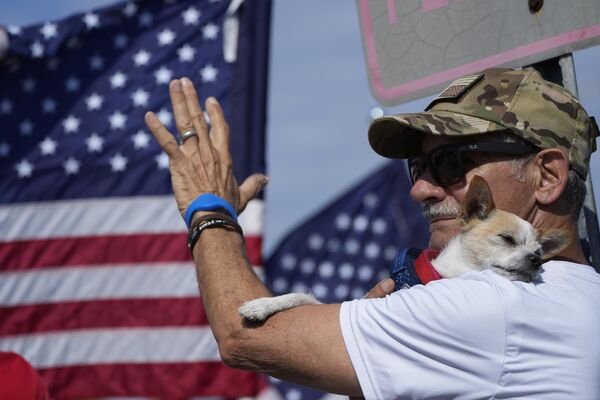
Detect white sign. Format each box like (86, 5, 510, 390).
(357, 0, 600, 105)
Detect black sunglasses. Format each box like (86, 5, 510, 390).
(408, 141, 539, 187)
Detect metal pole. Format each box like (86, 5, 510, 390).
(529, 54, 600, 269)
(558, 55, 600, 270)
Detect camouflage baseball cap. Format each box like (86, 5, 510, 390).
(368, 68, 599, 179)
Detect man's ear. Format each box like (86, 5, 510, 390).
(462, 175, 496, 221)
(538, 228, 573, 259)
(533, 148, 569, 205)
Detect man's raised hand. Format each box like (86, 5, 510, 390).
(144, 77, 267, 218)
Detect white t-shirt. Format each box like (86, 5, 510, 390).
(339, 260, 600, 399)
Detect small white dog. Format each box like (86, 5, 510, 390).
(239, 176, 571, 322)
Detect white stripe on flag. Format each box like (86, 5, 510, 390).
(0, 263, 198, 306)
(0, 197, 263, 240)
(0, 327, 220, 368)
(0, 263, 264, 306)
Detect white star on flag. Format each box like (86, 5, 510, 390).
(132, 130, 151, 149)
(0, 99, 13, 114)
(154, 66, 172, 85)
(62, 115, 81, 134)
(157, 29, 176, 46)
(40, 22, 58, 40)
(156, 108, 173, 126)
(89, 55, 105, 70)
(353, 215, 369, 232)
(123, 2, 138, 17)
(177, 44, 196, 62)
(363, 193, 379, 208)
(85, 93, 104, 111)
(15, 159, 34, 178)
(358, 265, 374, 282)
(154, 153, 169, 169)
(365, 242, 381, 259)
(109, 111, 127, 129)
(7, 25, 21, 35)
(202, 23, 219, 40)
(19, 120, 34, 136)
(0, 142, 10, 158)
(138, 11, 153, 27)
(200, 64, 218, 83)
(39, 137, 58, 156)
(131, 89, 150, 107)
(344, 239, 360, 255)
(182, 6, 201, 25)
(31, 41, 44, 58)
(133, 49, 151, 66)
(372, 218, 387, 234)
(42, 98, 57, 114)
(63, 157, 81, 175)
(114, 34, 129, 48)
(110, 71, 128, 89)
(109, 153, 128, 172)
(86, 133, 104, 153)
(335, 213, 351, 230)
(23, 78, 36, 92)
(65, 76, 80, 92)
(83, 13, 100, 29)
(308, 234, 324, 250)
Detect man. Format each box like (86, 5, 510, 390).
(144, 68, 600, 399)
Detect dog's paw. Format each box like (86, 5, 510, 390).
(239, 297, 279, 321)
(239, 293, 321, 322)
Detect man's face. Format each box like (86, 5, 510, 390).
(409, 135, 536, 249)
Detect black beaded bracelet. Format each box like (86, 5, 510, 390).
(187, 213, 244, 255)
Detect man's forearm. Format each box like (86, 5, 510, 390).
(192, 226, 271, 347)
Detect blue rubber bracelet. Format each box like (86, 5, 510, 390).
(184, 193, 238, 227)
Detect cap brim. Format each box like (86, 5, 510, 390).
(368, 111, 507, 159)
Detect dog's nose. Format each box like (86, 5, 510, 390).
(528, 254, 542, 268)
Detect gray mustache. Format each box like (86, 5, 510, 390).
(423, 202, 461, 221)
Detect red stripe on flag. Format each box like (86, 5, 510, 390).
(0, 234, 262, 270)
(39, 362, 266, 399)
(0, 298, 212, 336)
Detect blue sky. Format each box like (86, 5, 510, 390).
(2, 1, 599, 253)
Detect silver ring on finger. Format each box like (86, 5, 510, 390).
(180, 129, 198, 144)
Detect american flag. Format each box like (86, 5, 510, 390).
(0, 0, 272, 398)
(264, 161, 429, 400)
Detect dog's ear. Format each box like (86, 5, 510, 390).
(462, 175, 496, 221)
(538, 228, 573, 260)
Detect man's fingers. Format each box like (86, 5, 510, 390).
(180, 77, 211, 150)
(169, 79, 199, 153)
(363, 278, 395, 299)
(144, 111, 183, 160)
(205, 97, 231, 162)
(238, 174, 269, 213)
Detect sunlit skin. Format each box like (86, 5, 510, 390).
(410, 135, 537, 249)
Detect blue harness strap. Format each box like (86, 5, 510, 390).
(390, 247, 424, 290)
(391, 247, 444, 291)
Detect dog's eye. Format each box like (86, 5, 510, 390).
(498, 233, 516, 246)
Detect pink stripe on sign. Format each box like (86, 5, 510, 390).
(422, 0, 449, 12)
(387, 0, 397, 24)
(357, 0, 600, 101)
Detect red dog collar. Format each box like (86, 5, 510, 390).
(415, 248, 443, 284)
